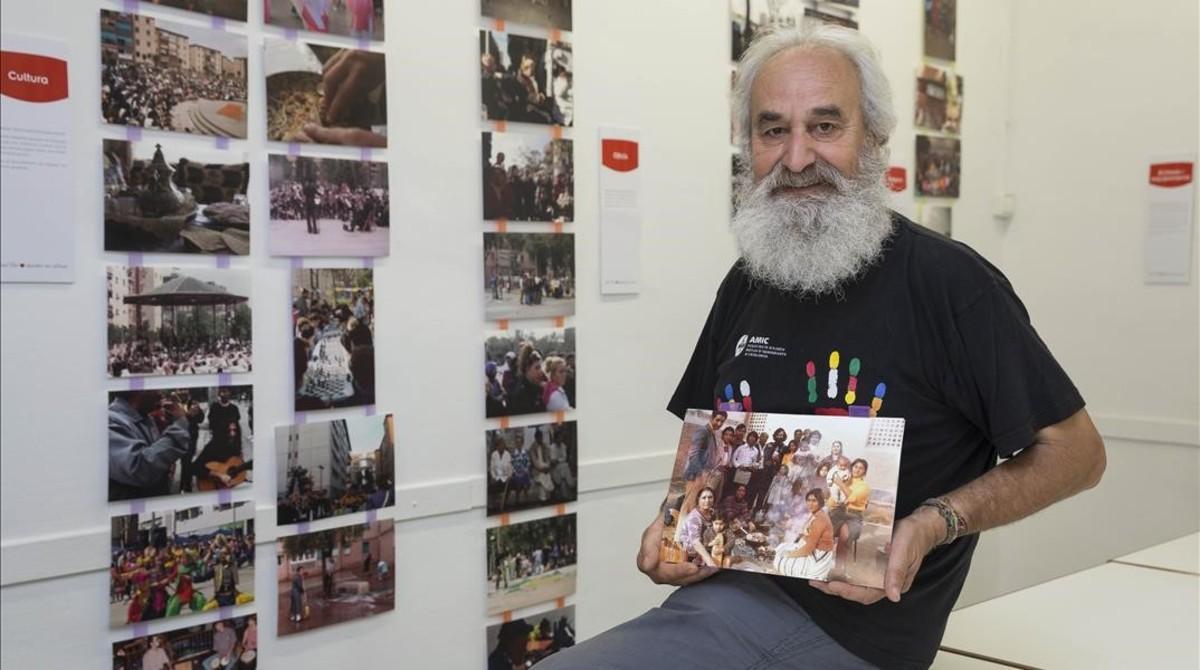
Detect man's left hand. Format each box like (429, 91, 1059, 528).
(809, 506, 944, 604)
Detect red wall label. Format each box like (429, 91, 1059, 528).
(1149, 162, 1194, 188)
(0, 50, 69, 103)
(601, 139, 639, 172)
(886, 166, 907, 192)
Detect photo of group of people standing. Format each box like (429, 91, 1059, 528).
(487, 421, 578, 515)
(487, 514, 577, 616)
(269, 155, 390, 257)
(482, 132, 574, 223)
(660, 410, 902, 588)
(292, 269, 375, 411)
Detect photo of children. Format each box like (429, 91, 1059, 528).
(268, 154, 389, 257)
(108, 384, 253, 502)
(483, 233, 575, 321)
(110, 503, 255, 628)
(485, 605, 576, 669)
(100, 10, 247, 138)
(480, 29, 573, 127)
(104, 140, 250, 255)
(658, 410, 904, 589)
(486, 421, 578, 515)
(276, 414, 395, 525)
(484, 327, 576, 418)
(291, 268, 375, 411)
(487, 514, 577, 616)
(111, 614, 258, 670)
(276, 519, 395, 636)
(483, 131, 574, 223)
(265, 39, 386, 147)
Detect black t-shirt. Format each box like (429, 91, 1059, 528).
(668, 214, 1084, 669)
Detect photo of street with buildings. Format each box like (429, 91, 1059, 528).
(276, 414, 394, 525)
(483, 233, 575, 321)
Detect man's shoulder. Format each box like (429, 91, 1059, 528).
(892, 213, 1009, 309)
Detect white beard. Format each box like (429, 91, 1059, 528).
(731, 147, 894, 298)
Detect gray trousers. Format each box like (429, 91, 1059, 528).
(538, 571, 877, 669)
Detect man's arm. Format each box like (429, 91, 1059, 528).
(812, 408, 1106, 604)
(108, 416, 190, 487)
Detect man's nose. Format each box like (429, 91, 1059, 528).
(782, 130, 816, 174)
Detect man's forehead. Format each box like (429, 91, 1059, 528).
(750, 46, 861, 115)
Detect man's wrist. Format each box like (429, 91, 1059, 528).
(918, 497, 967, 546)
(912, 504, 948, 548)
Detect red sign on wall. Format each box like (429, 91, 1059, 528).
(0, 50, 69, 103)
(1149, 162, 1194, 188)
(601, 139, 639, 172)
(886, 166, 907, 192)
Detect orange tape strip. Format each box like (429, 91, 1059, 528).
(553, 316, 564, 328)
(494, 120, 508, 133)
(554, 410, 565, 424)
(496, 219, 508, 233)
(497, 319, 510, 331)
(500, 513, 511, 526)
(493, 19, 506, 32)
(550, 126, 563, 140)
(555, 503, 566, 516)
(502, 610, 513, 622)
(555, 596, 566, 608)
(499, 416, 510, 428)
(551, 222, 563, 234)
(550, 29, 562, 42)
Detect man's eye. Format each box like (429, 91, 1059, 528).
(812, 123, 839, 136)
(762, 126, 786, 138)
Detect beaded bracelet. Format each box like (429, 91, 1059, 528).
(919, 497, 967, 546)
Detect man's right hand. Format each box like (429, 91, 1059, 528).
(635, 516, 719, 586)
(162, 401, 186, 420)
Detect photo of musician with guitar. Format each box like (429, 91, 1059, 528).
(108, 385, 254, 502)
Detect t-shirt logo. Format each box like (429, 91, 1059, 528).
(734, 335, 786, 360)
(735, 334, 749, 356)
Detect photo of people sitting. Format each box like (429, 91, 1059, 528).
(101, 11, 247, 138)
(485, 604, 576, 670)
(658, 410, 900, 587)
(487, 421, 578, 515)
(487, 514, 577, 616)
(109, 504, 255, 628)
(482, 131, 574, 223)
(268, 154, 389, 257)
(480, 29, 573, 127)
(112, 614, 257, 670)
(108, 385, 254, 502)
(292, 269, 375, 411)
(275, 414, 395, 525)
(484, 327, 576, 418)
(483, 233, 575, 321)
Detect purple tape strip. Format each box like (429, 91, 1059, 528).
(219, 606, 233, 619)
(133, 623, 148, 637)
(848, 406, 872, 418)
(297, 521, 310, 533)
(217, 372, 232, 386)
(129, 377, 145, 390)
(217, 489, 233, 504)
(215, 254, 230, 268)
(211, 16, 227, 31)
(288, 256, 302, 270)
(361, 257, 374, 269)
(359, 147, 372, 162)
(288, 142, 300, 157)
(364, 405, 376, 416)
(127, 252, 143, 267)
(130, 500, 146, 514)
(356, 37, 370, 50)
(295, 411, 306, 424)
(125, 125, 142, 141)
(365, 509, 377, 523)
(284, 28, 298, 41)
(215, 136, 230, 150)
(123, 0, 139, 13)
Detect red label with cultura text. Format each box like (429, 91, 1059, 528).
(0, 50, 69, 103)
(886, 166, 907, 192)
(1149, 162, 1194, 188)
(602, 139, 639, 172)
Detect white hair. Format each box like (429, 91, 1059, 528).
(732, 23, 896, 159)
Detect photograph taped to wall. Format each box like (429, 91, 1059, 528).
(486, 421, 578, 515)
(276, 519, 395, 636)
(108, 384, 254, 502)
(100, 10, 247, 138)
(268, 154, 389, 257)
(803, 8, 858, 30)
(106, 265, 252, 378)
(265, 0, 384, 41)
(148, 0, 249, 22)
(924, 0, 956, 61)
(915, 135, 961, 198)
(914, 65, 963, 135)
(730, 0, 808, 62)
(483, 131, 574, 223)
(291, 268, 375, 411)
(112, 613, 258, 669)
(480, 30, 573, 127)
(265, 38, 386, 147)
(486, 514, 576, 616)
(110, 502, 255, 628)
(485, 605, 576, 668)
(276, 414, 395, 526)
(483, 233, 575, 321)
(481, 0, 573, 32)
(659, 410, 904, 589)
(485, 327, 576, 418)
(920, 205, 952, 237)
(103, 140, 250, 255)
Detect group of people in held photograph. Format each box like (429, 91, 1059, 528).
(660, 410, 902, 588)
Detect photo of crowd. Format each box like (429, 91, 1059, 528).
(292, 268, 375, 411)
(104, 140, 250, 255)
(487, 421, 578, 515)
(276, 414, 395, 526)
(147, 0, 249, 22)
(110, 503, 255, 628)
(101, 10, 248, 138)
(276, 519, 395, 636)
(108, 385, 254, 502)
(916, 135, 961, 198)
(481, 0, 573, 32)
(914, 65, 963, 135)
(730, 0, 808, 62)
(484, 327, 576, 418)
(487, 514, 577, 616)
(269, 154, 389, 257)
(112, 614, 258, 670)
(266, 0, 384, 41)
(107, 266, 252, 378)
(265, 39, 387, 147)
(483, 233, 575, 321)
(480, 29, 573, 127)
(658, 410, 903, 589)
(482, 131, 574, 223)
(485, 605, 576, 670)
(924, 0, 956, 61)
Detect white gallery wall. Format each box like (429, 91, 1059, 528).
(1, 0, 1196, 668)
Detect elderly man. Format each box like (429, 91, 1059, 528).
(542, 23, 1104, 670)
